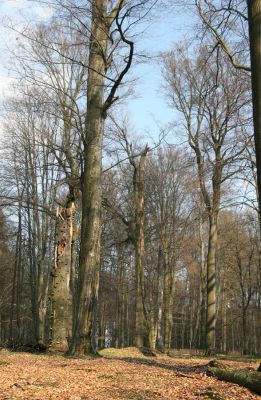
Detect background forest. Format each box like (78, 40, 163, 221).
(0, 0, 260, 358)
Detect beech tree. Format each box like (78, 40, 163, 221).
(0, 93, 60, 346)
(145, 148, 192, 352)
(195, 0, 261, 230)
(51, 0, 157, 355)
(7, 20, 86, 350)
(162, 45, 251, 354)
(1, 0, 260, 358)
(102, 120, 150, 348)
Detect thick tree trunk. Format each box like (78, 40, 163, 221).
(206, 212, 218, 355)
(248, 0, 261, 223)
(148, 322, 157, 350)
(199, 214, 207, 349)
(70, 222, 79, 336)
(49, 204, 74, 352)
(194, 216, 206, 348)
(70, 0, 108, 355)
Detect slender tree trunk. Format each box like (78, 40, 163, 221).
(134, 149, 148, 348)
(242, 303, 248, 355)
(156, 247, 164, 350)
(248, 1, 261, 223)
(116, 256, 124, 348)
(162, 249, 172, 352)
(9, 226, 20, 342)
(98, 302, 106, 349)
(38, 263, 48, 346)
(162, 226, 176, 353)
(221, 288, 227, 354)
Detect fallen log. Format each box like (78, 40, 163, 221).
(208, 367, 261, 395)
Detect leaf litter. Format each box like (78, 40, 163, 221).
(0, 349, 260, 399)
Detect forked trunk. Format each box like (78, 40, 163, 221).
(70, 0, 108, 355)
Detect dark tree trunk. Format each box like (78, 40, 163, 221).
(248, 0, 261, 223)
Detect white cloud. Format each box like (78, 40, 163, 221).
(0, 0, 28, 13)
(33, 4, 53, 19)
(0, 0, 53, 20)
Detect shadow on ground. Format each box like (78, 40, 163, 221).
(114, 357, 207, 375)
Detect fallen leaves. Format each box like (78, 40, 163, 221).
(0, 350, 260, 399)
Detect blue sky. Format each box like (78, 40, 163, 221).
(0, 1, 197, 139)
(125, 5, 197, 139)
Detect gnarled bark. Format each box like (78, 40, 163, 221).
(50, 201, 75, 352)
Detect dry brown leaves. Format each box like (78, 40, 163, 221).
(0, 349, 260, 400)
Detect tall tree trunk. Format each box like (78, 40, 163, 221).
(162, 223, 176, 353)
(162, 248, 172, 352)
(248, 0, 261, 224)
(156, 247, 164, 350)
(70, 222, 79, 336)
(98, 302, 106, 349)
(221, 287, 227, 354)
(70, 0, 108, 355)
(134, 148, 149, 348)
(194, 214, 206, 348)
(115, 255, 125, 348)
(242, 303, 248, 355)
(206, 212, 218, 354)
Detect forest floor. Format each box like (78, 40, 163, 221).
(0, 347, 260, 400)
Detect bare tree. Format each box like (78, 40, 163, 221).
(102, 119, 150, 348)
(195, 0, 261, 233)
(61, 0, 157, 355)
(162, 45, 250, 354)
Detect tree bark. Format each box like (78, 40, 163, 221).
(206, 212, 218, 354)
(221, 288, 227, 354)
(248, 0, 261, 225)
(70, 0, 108, 355)
(134, 148, 149, 348)
(49, 203, 74, 352)
(162, 247, 172, 352)
(115, 255, 125, 348)
(208, 367, 261, 395)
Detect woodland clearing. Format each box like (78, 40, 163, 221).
(0, 348, 260, 400)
